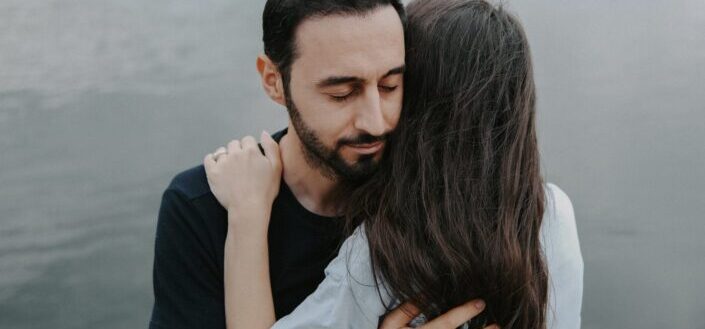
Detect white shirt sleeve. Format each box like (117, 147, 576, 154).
(541, 183, 585, 329)
(273, 183, 584, 329)
(271, 224, 393, 329)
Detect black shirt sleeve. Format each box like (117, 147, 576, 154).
(149, 188, 225, 329)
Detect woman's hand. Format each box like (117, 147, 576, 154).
(204, 132, 280, 329)
(380, 299, 499, 329)
(203, 131, 282, 232)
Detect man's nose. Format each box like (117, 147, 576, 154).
(353, 87, 386, 137)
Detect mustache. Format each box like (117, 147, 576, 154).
(337, 133, 388, 147)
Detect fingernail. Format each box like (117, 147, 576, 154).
(474, 300, 485, 309)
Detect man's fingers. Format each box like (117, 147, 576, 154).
(260, 131, 281, 170)
(380, 302, 421, 329)
(421, 299, 485, 329)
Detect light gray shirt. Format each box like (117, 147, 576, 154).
(271, 183, 584, 329)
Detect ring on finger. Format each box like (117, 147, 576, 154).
(213, 149, 227, 161)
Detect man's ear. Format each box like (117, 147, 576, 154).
(257, 54, 286, 106)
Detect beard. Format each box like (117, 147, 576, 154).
(285, 97, 387, 183)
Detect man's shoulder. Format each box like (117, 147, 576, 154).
(165, 164, 212, 201)
(159, 164, 226, 233)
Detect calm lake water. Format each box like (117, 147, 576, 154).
(1, 0, 703, 328)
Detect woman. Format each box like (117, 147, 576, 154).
(204, 0, 583, 328)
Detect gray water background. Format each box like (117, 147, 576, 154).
(1, 0, 703, 328)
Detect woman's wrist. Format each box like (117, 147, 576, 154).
(226, 206, 270, 238)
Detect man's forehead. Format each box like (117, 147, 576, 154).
(292, 6, 405, 81)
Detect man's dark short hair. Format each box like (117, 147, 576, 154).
(263, 0, 406, 91)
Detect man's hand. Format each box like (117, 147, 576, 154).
(380, 299, 499, 329)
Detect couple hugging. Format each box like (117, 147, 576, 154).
(149, 0, 584, 328)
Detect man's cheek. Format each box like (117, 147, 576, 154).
(384, 105, 403, 130)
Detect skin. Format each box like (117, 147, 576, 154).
(257, 6, 405, 216)
(204, 133, 281, 329)
(204, 136, 497, 329)
(203, 5, 498, 329)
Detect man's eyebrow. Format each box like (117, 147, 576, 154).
(382, 65, 405, 79)
(316, 76, 362, 88)
(316, 65, 406, 88)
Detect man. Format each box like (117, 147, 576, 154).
(149, 1, 405, 328)
(149, 1, 475, 328)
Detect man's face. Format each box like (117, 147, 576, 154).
(286, 6, 405, 182)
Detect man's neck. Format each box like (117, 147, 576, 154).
(279, 124, 340, 217)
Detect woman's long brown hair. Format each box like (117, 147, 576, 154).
(343, 1, 548, 328)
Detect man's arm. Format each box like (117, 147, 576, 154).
(149, 188, 225, 329)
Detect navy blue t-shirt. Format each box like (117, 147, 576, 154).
(148, 129, 345, 329)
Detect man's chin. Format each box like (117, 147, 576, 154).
(334, 158, 381, 182)
(340, 152, 381, 167)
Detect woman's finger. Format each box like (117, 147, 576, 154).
(212, 146, 227, 161)
(421, 299, 485, 329)
(241, 135, 258, 152)
(379, 302, 421, 329)
(203, 152, 216, 172)
(260, 131, 281, 171)
(227, 140, 241, 154)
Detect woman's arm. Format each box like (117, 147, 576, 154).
(224, 208, 275, 329)
(204, 132, 282, 329)
(542, 183, 584, 329)
(205, 133, 493, 329)
(271, 225, 494, 329)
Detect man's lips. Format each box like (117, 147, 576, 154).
(346, 141, 384, 155)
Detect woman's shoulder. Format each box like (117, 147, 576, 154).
(542, 184, 585, 329)
(544, 183, 575, 224)
(541, 182, 584, 273)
